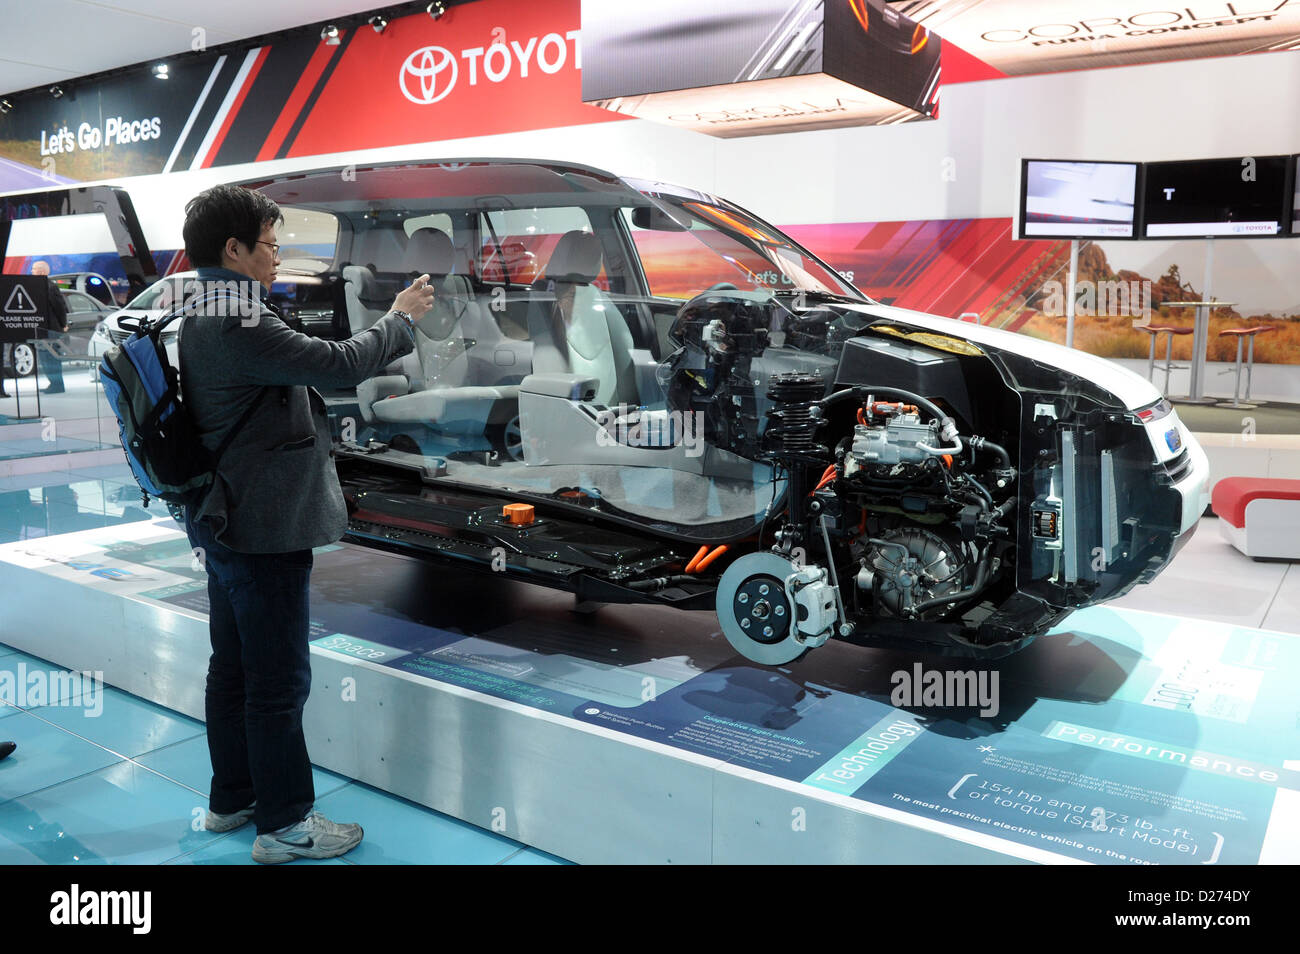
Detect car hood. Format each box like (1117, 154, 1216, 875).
(838, 302, 1162, 412)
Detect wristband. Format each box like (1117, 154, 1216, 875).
(390, 309, 416, 343)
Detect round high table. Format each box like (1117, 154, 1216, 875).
(1162, 300, 1236, 404)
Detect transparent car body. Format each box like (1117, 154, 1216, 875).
(255, 162, 862, 538)
(238, 159, 1207, 660)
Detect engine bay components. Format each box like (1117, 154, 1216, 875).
(858, 527, 973, 620)
(845, 400, 951, 475)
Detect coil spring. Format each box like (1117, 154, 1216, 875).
(765, 372, 825, 454)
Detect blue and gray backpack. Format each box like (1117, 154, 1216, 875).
(99, 291, 264, 509)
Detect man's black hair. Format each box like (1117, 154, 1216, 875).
(183, 185, 283, 268)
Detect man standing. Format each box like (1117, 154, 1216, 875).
(30, 261, 68, 394)
(178, 185, 433, 863)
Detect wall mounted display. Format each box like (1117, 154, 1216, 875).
(1291, 154, 1300, 232)
(1019, 159, 1141, 240)
(1142, 155, 1294, 238)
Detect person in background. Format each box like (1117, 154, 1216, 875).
(31, 261, 68, 394)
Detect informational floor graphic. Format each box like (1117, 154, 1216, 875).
(2, 521, 1297, 865)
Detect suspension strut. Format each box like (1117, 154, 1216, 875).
(764, 372, 830, 552)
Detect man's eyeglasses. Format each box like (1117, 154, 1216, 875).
(254, 240, 281, 255)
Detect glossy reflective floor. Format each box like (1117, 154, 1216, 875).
(0, 638, 567, 865)
(0, 458, 567, 865)
(0, 369, 109, 429)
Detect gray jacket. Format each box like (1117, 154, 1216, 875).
(179, 275, 413, 553)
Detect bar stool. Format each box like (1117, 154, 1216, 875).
(1216, 325, 1276, 409)
(1138, 324, 1193, 395)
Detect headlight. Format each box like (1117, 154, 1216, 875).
(92, 321, 111, 341)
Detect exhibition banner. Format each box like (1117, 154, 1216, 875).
(0, 0, 617, 191)
(905, 0, 1300, 75)
(0, 60, 218, 189)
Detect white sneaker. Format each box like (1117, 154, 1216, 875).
(204, 803, 254, 832)
(251, 810, 363, 864)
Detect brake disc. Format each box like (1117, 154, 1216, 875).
(716, 551, 807, 665)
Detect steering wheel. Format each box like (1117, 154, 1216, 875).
(671, 281, 744, 327)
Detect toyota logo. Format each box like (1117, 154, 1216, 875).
(400, 45, 458, 105)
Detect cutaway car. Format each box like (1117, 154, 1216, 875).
(239, 159, 1209, 662)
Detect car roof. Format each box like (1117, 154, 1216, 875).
(235, 158, 644, 213)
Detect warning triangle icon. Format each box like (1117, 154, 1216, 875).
(4, 283, 38, 314)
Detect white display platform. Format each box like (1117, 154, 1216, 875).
(1, 520, 1297, 865)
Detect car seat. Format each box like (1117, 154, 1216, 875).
(342, 265, 389, 334)
(526, 230, 638, 408)
(355, 229, 527, 434)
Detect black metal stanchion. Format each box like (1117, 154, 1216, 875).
(9, 339, 41, 421)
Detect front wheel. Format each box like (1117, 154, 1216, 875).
(11, 344, 34, 377)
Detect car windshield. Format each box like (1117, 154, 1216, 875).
(622, 179, 864, 300)
(244, 160, 868, 538)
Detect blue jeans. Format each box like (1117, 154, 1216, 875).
(39, 335, 65, 390)
(184, 511, 316, 834)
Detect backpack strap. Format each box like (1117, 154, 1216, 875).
(132, 291, 246, 436)
(151, 287, 250, 335)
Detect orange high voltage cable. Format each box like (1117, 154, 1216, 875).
(694, 545, 729, 572)
(684, 545, 710, 573)
(812, 464, 838, 494)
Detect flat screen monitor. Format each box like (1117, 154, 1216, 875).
(1292, 154, 1300, 235)
(1019, 159, 1139, 240)
(1142, 156, 1293, 239)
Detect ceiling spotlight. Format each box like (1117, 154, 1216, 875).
(427, 2, 445, 19)
(152, 63, 169, 79)
(49, 85, 64, 99)
(321, 24, 341, 45)
(0, 99, 11, 115)
(369, 14, 388, 33)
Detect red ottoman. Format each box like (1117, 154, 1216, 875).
(1212, 477, 1300, 560)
